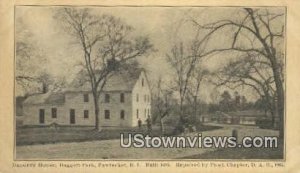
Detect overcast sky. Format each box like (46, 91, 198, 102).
(15, 6, 285, 102)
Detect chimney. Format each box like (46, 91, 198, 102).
(235, 95, 240, 105)
(234, 91, 240, 106)
(107, 59, 119, 71)
(42, 83, 48, 94)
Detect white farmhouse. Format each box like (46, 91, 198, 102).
(22, 69, 151, 127)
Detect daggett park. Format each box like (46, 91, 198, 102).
(15, 6, 285, 159)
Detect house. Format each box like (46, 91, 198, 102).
(16, 96, 26, 126)
(229, 110, 268, 125)
(199, 110, 268, 125)
(22, 69, 151, 127)
(199, 111, 233, 124)
(199, 114, 212, 123)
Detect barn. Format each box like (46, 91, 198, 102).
(22, 69, 151, 127)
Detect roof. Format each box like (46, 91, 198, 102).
(228, 110, 267, 117)
(200, 114, 211, 117)
(210, 110, 267, 118)
(23, 92, 65, 105)
(65, 68, 144, 92)
(23, 68, 144, 105)
(217, 112, 232, 118)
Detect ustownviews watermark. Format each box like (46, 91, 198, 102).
(120, 133, 278, 148)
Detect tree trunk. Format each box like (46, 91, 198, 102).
(95, 105, 100, 131)
(269, 100, 276, 128)
(275, 81, 284, 139)
(93, 93, 101, 131)
(180, 98, 184, 117)
(268, 105, 275, 128)
(178, 99, 185, 133)
(269, 54, 284, 139)
(160, 117, 164, 135)
(194, 96, 197, 119)
(265, 92, 276, 128)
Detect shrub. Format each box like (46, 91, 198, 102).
(256, 118, 273, 129)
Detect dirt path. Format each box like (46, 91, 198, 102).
(16, 125, 278, 159)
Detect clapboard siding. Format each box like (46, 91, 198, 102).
(22, 70, 151, 127)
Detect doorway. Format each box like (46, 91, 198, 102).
(39, 109, 45, 124)
(70, 109, 75, 124)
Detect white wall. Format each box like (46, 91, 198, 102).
(23, 91, 134, 127)
(98, 91, 133, 127)
(23, 104, 77, 126)
(22, 72, 151, 127)
(131, 71, 151, 126)
(240, 117, 256, 125)
(64, 92, 95, 126)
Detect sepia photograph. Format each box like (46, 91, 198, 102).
(14, 6, 285, 160)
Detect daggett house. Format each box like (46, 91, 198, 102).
(21, 69, 151, 127)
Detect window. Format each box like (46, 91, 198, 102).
(84, 110, 89, 119)
(147, 109, 150, 116)
(136, 109, 139, 118)
(70, 109, 75, 116)
(70, 109, 75, 124)
(84, 94, 89, 102)
(105, 110, 110, 119)
(120, 93, 125, 103)
(39, 109, 45, 124)
(136, 94, 139, 102)
(142, 78, 144, 87)
(120, 110, 125, 119)
(51, 108, 57, 118)
(105, 94, 110, 103)
(144, 109, 146, 118)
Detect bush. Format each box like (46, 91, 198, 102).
(163, 115, 180, 126)
(256, 118, 273, 129)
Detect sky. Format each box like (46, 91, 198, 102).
(15, 6, 285, 102)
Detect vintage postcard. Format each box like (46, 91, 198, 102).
(1, 0, 300, 173)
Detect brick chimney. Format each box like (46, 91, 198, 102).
(107, 59, 119, 71)
(42, 82, 48, 94)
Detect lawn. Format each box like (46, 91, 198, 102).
(16, 124, 282, 159)
(16, 124, 222, 146)
(16, 125, 166, 146)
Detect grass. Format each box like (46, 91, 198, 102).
(16, 124, 282, 159)
(16, 124, 222, 146)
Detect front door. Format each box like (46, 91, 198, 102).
(39, 109, 45, 124)
(70, 109, 75, 124)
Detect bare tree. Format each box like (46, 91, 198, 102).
(188, 8, 285, 138)
(186, 67, 209, 119)
(166, 42, 199, 130)
(55, 8, 153, 130)
(166, 27, 210, 130)
(214, 53, 277, 126)
(152, 76, 173, 134)
(15, 18, 51, 95)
